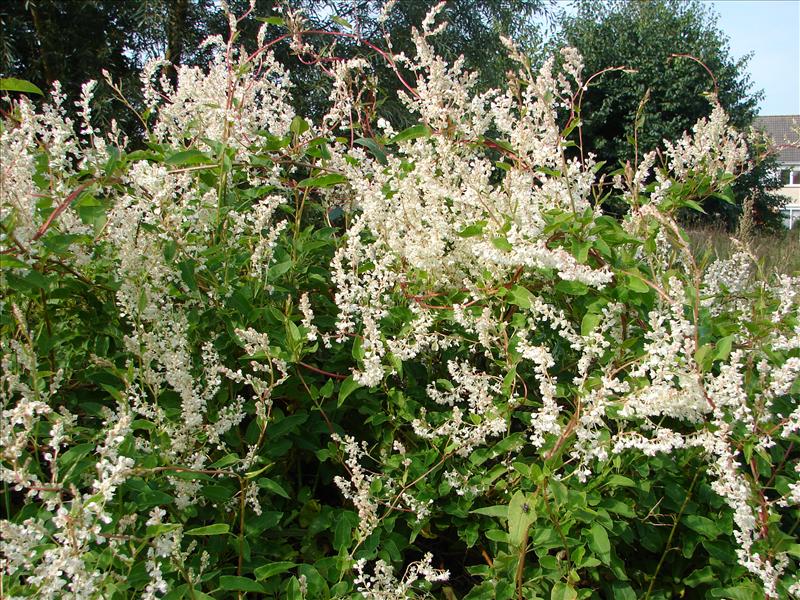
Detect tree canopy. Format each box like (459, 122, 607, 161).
(557, 0, 785, 228)
(2, 0, 786, 228)
(1, 0, 547, 130)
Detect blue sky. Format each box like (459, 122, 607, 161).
(709, 0, 800, 115)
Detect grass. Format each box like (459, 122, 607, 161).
(687, 225, 800, 277)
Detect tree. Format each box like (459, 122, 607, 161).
(557, 0, 785, 229)
(1, 0, 221, 138)
(2, 0, 548, 136)
(1, 1, 140, 129)
(214, 0, 548, 125)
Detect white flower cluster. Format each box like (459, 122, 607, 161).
(354, 552, 449, 600)
(663, 100, 750, 184)
(143, 38, 294, 161)
(412, 361, 506, 457)
(0, 82, 106, 256)
(0, 14, 303, 598)
(701, 241, 755, 316)
(324, 58, 375, 131)
(332, 433, 381, 538)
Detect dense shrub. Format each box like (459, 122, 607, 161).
(1, 5, 799, 599)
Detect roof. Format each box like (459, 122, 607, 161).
(754, 115, 800, 164)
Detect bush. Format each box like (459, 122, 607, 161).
(1, 5, 799, 599)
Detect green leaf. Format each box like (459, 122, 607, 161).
(390, 124, 431, 144)
(502, 368, 517, 396)
(491, 236, 513, 252)
(0, 78, 43, 95)
(219, 576, 265, 593)
(267, 413, 309, 438)
(555, 280, 588, 295)
(606, 475, 636, 488)
(165, 149, 212, 166)
(338, 375, 362, 407)
(306, 137, 332, 160)
(709, 582, 761, 600)
(683, 199, 707, 213)
(254, 561, 296, 580)
(593, 215, 639, 245)
(695, 343, 712, 370)
(713, 185, 736, 205)
(0, 255, 30, 269)
(286, 319, 302, 347)
(538, 166, 562, 178)
(334, 516, 352, 551)
(319, 379, 334, 398)
(135, 489, 174, 509)
(684, 566, 715, 587)
(470, 505, 508, 518)
(297, 173, 347, 188)
(507, 491, 535, 547)
(572, 240, 591, 263)
(354, 137, 388, 165)
(588, 522, 611, 564)
(332, 15, 353, 29)
(290, 116, 309, 136)
(244, 463, 273, 479)
(145, 523, 183, 538)
(269, 260, 292, 279)
(787, 543, 800, 559)
(683, 514, 720, 539)
(178, 260, 198, 292)
(713, 335, 734, 362)
(626, 274, 650, 294)
(485, 529, 509, 543)
(58, 443, 95, 468)
(285, 576, 303, 600)
(163, 239, 177, 262)
(486, 137, 514, 153)
(457, 221, 487, 238)
(185, 523, 230, 536)
(551, 582, 578, 600)
(210, 453, 239, 468)
(435, 378, 454, 391)
(598, 498, 635, 518)
(609, 582, 636, 600)
(507, 285, 532, 309)
(257, 477, 290, 499)
(202, 485, 235, 504)
(256, 16, 285, 26)
(581, 313, 602, 336)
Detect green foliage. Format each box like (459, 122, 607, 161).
(0, 78, 44, 95)
(1, 9, 798, 600)
(1, 0, 144, 134)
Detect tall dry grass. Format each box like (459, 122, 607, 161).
(687, 225, 800, 277)
(687, 193, 800, 276)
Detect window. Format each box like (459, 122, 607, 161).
(781, 168, 800, 186)
(782, 207, 800, 229)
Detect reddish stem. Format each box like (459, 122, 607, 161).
(248, 28, 419, 100)
(298, 361, 348, 380)
(32, 180, 97, 241)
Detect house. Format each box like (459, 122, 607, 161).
(754, 115, 800, 229)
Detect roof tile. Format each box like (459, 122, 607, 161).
(754, 115, 800, 164)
